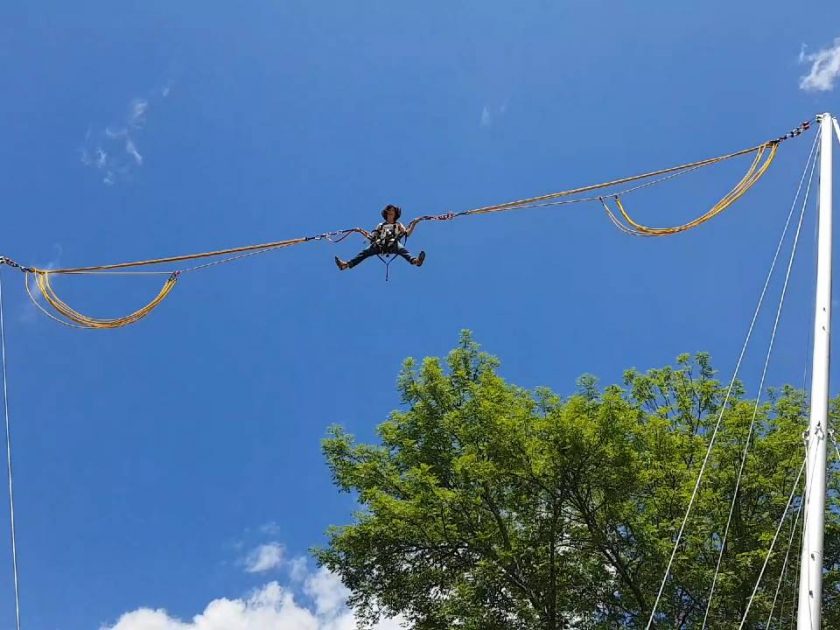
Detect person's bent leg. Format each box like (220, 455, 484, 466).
(395, 246, 414, 264)
(396, 246, 425, 267)
(347, 245, 380, 268)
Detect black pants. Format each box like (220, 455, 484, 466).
(348, 244, 414, 268)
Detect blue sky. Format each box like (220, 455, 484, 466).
(1, 2, 840, 628)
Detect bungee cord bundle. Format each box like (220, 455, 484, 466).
(25, 271, 179, 330)
(601, 140, 778, 236)
(0, 120, 812, 329)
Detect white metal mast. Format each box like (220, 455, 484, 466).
(797, 112, 834, 629)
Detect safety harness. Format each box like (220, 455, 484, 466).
(370, 221, 408, 281)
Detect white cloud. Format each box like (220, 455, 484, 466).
(125, 138, 143, 166)
(288, 556, 309, 582)
(102, 582, 321, 630)
(305, 567, 349, 618)
(259, 521, 282, 536)
(480, 99, 510, 128)
(81, 84, 171, 185)
(799, 37, 840, 92)
(101, 573, 406, 630)
(244, 542, 285, 573)
(129, 99, 149, 128)
(41, 243, 63, 271)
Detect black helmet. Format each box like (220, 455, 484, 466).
(381, 204, 402, 220)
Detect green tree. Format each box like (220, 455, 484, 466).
(317, 332, 840, 629)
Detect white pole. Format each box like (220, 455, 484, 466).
(798, 113, 833, 629)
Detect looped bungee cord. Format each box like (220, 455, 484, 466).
(26, 270, 180, 329)
(600, 142, 778, 236)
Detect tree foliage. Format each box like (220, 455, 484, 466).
(317, 332, 840, 629)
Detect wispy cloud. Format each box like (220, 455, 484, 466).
(244, 542, 285, 573)
(18, 244, 63, 324)
(102, 567, 406, 630)
(129, 98, 149, 127)
(81, 83, 171, 185)
(799, 38, 840, 92)
(124, 138, 143, 166)
(288, 556, 309, 582)
(480, 99, 510, 128)
(39, 243, 63, 271)
(259, 521, 282, 536)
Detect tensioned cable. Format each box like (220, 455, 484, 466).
(645, 127, 819, 629)
(792, 493, 805, 630)
(830, 427, 840, 464)
(767, 421, 840, 628)
(9, 121, 811, 276)
(0, 270, 21, 630)
(738, 456, 807, 628)
(437, 158, 714, 216)
(701, 129, 819, 629)
(1, 120, 811, 328)
(766, 491, 805, 629)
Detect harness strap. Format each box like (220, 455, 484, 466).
(374, 227, 408, 282)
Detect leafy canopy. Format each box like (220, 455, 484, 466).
(317, 332, 840, 629)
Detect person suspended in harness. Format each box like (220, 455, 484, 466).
(335, 204, 426, 270)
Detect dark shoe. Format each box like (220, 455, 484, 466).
(335, 256, 349, 271)
(412, 251, 426, 267)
